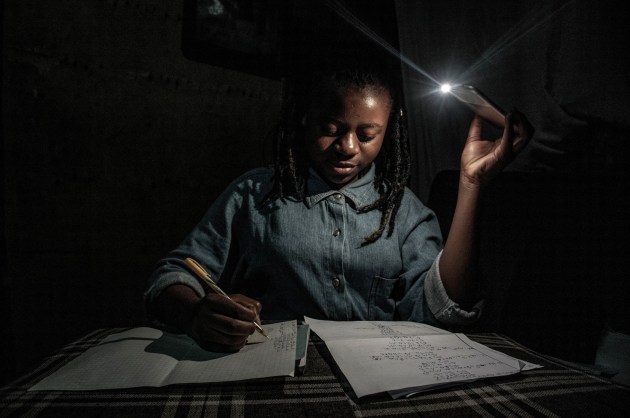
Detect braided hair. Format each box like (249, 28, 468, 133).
(263, 68, 411, 244)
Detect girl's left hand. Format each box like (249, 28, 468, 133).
(460, 110, 534, 188)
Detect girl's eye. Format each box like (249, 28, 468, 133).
(321, 124, 340, 137)
(358, 129, 379, 142)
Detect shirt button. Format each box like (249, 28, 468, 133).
(332, 277, 341, 288)
(333, 193, 343, 200)
(333, 228, 341, 237)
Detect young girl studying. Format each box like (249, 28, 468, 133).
(145, 65, 533, 353)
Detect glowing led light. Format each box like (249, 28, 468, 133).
(440, 83, 452, 94)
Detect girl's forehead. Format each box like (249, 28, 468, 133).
(311, 84, 391, 109)
(338, 84, 390, 99)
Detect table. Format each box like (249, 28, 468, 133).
(1, 328, 629, 417)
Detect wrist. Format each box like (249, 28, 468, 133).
(458, 173, 484, 195)
(156, 284, 203, 334)
(453, 174, 483, 219)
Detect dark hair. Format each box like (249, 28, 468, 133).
(264, 67, 410, 244)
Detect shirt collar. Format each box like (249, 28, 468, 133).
(304, 164, 379, 208)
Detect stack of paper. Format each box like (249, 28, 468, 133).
(305, 317, 541, 398)
(30, 320, 309, 391)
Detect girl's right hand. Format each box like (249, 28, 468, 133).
(188, 293, 262, 352)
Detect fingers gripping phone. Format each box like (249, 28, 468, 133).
(449, 85, 506, 127)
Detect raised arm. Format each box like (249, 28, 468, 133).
(438, 111, 534, 305)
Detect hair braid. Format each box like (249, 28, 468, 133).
(359, 105, 410, 243)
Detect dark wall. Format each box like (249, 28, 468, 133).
(2, 0, 282, 382)
(2, 0, 400, 384)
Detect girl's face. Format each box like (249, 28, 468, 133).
(305, 86, 391, 189)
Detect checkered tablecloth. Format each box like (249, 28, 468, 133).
(2, 328, 629, 417)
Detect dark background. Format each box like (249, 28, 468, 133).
(0, 0, 400, 384)
(2, 0, 629, 384)
(396, 0, 630, 363)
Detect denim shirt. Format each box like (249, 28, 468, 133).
(146, 165, 481, 326)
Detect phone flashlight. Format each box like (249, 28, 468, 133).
(442, 84, 506, 127)
(440, 83, 452, 93)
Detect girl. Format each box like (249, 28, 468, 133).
(145, 68, 533, 352)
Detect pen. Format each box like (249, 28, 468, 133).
(184, 257, 269, 339)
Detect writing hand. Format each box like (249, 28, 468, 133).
(189, 293, 262, 352)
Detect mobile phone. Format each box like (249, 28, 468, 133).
(448, 85, 506, 127)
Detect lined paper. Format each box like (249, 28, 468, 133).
(30, 321, 297, 391)
(305, 317, 541, 398)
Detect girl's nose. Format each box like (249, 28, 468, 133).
(336, 132, 359, 156)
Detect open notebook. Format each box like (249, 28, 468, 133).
(305, 317, 541, 398)
(30, 321, 309, 391)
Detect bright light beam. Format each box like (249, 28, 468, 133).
(324, 0, 574, 98)
(460, 1, 574, 80)
(323, 0, 441, 86)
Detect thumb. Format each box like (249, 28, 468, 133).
(467, 115, 484, 142)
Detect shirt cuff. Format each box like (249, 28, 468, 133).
(424, 250, 484, 326)
(144, 271, 206, 305)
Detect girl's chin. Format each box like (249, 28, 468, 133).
(323, 172, 359, 188)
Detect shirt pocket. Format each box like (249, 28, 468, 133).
(368, 276, 400, 320)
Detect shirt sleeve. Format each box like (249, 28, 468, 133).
(144, 270, 206, 306)
(424, 250, 484, 326)
(395, 189, 483, 326)
(144, 168, 271, 309)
